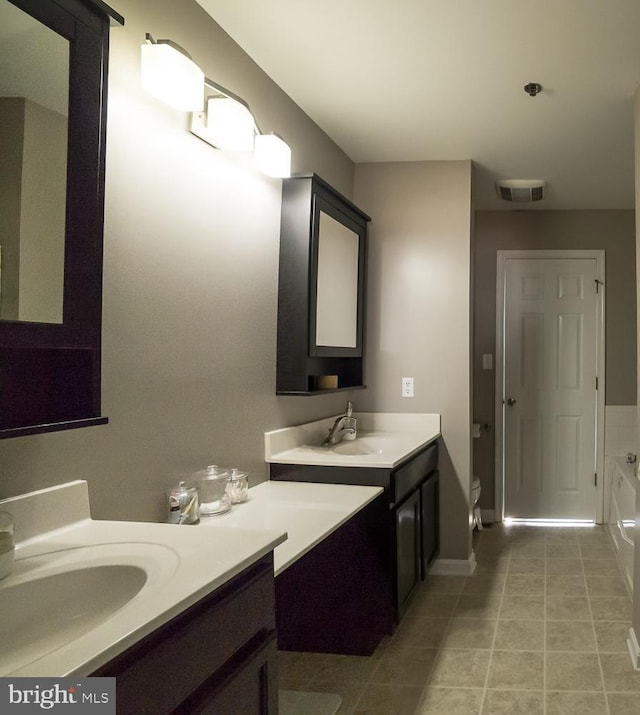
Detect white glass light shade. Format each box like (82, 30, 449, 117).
(206, 97, 256, 151)
(141, 42, 204, 112)
(254, 134, 291, 178)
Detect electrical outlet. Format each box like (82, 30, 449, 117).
(402, 376, 414, 397)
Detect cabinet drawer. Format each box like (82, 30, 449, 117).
(185, 632, 278, 715)
(93, 556, 275, 715)
(393, 443, 438, 504)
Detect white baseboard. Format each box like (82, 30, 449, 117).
(481, 509, 495, 524)
(627, 627, 640, 671)
(430, 552, 477, 576)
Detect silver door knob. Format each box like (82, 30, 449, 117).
(506, 397, 517, 406)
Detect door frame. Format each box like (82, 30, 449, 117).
(494, 249, 606, 523)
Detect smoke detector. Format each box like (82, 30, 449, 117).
(496, 179, 546, 203)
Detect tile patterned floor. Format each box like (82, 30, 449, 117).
(278, 523, 640, 714)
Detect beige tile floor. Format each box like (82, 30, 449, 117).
(278, 523, 640, 715)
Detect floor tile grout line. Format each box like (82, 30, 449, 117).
(543, 532, 548, 715)
(414, 526, 494, 713)
(411, 571, 468, 713)
(476, 534, 510, 715)
(583, 543, 611, 715)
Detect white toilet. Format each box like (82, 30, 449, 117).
(472, 477, 482, 530)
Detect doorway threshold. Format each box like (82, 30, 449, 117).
(504, 517, 596, 528)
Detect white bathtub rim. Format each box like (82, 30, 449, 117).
(613, 455, 639, 486)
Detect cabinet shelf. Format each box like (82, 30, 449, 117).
(276, 384, 367, 396)
(0, 417, 108, 440)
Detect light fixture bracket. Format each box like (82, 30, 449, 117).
(190, 78, 260, 151)
(145, 33, 194, 61)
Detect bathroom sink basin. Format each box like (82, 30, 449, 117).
(331, 435, 394, 456)
(0, 542, 179, 676)
(1, 565, 146, 673)
(332, 441, 375, 456)
(269, 430, 437, 468)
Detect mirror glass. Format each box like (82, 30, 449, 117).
(0, 0, 68, 324)
(315, 211, 359, 348)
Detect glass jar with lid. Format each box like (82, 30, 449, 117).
(166, 481, 199, 525)
(226, 468, 249, 504)
(195, 465, 231, 516)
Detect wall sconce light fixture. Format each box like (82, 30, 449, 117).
(205, 96, 256, 152)
(141, 34, 204, 112)
(255, 134, 292, 178)
(141, 33, 292, 178)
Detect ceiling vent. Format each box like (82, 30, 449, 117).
(496, 179, 546, 203)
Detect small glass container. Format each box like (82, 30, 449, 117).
(166, 481, 199, 525)
(0, 511, 15, 580)
(226, 468, 249, 504)
(196, 465, 232, 516)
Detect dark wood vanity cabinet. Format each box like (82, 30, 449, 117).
(275, 492, 390, 656)
(91, 555, 279, 715)
(276, 174, 370, 394)
(271, 440, 440, 628)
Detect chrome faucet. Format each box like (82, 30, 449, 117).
(322, 401, 357, 446)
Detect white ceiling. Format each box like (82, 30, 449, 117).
(196, 0, 640, 210)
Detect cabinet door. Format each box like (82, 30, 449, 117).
(395, 489, 420, 617)
(421, 471, 439, 578)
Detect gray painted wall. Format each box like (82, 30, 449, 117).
(473, 210, 637, 511)
(354, 161, 474, 562)
(0, 0, 359, 521)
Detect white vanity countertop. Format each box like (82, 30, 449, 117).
(0, 481, 285, 678)
(198, 480, 383, 575)
(265, 412, 441, 468)
(0, 478, 382, 677)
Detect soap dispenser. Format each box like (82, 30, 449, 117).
(0, 511, 15, 581)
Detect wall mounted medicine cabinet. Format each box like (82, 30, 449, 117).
(276, 174, 370, 395)
(0, 0, 123, 438)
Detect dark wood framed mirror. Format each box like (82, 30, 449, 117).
(308, 192, 367, 359)
(0, 0, 123, 438)
(276, 174, 370, 395)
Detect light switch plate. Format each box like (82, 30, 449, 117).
(482, 354, 493, 370)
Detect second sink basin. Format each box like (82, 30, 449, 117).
(332, 440, 375, 456)
(331, 434, 395, 456)
(269, 431, 435, 468)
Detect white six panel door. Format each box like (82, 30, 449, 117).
(504, 258, 598, 520)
